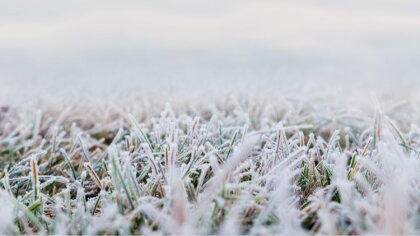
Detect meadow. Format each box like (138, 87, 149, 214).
(0, 94, 419, 234)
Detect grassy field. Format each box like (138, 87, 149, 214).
(0, 95, 419, 234)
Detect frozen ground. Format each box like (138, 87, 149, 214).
(0, 92, 419, 234)
(1, 0, 420, 234)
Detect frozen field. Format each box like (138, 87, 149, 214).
(0, 92, 419, 234)
(1, 0, 420, 235)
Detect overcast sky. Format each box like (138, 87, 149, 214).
(1, 0, 420, 99)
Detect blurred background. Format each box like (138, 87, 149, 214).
(1, 0, 420, 102)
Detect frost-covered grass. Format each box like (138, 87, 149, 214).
(0, 95, 419, 235)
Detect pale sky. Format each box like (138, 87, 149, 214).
(1, 0, 420, 99)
